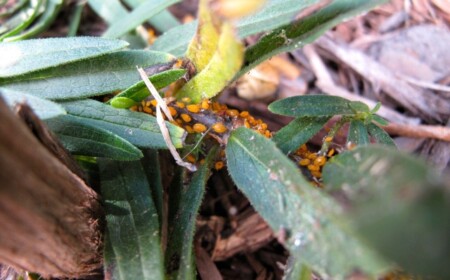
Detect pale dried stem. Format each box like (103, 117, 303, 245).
(137, 67, 197, 171)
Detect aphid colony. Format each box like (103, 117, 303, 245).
(293, 143, 335, 182)
(130, 97, 272, 170)
(130, 96, 335, 182)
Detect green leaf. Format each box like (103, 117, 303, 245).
(323, 146, 450, 278)
(238, 0, 387, 77)
(59, 99, 185, 149)
(372, 114, 389, 126)
(269, 95, 356, 117)
(0, 37, 128, 78)
(0, 91, 66, 120)
(110, 69, 186, 108)
(103, 0, 180, 39)
(226, 127, 388, 278)
(366, 123, 396, 147)
(237, 0, 320, 38)
(347, 120, 369, 146)
(123, 0, 180, 32)
(283, 256, 312, 280)
(0, 50, 174, 100)
(46, 115, 143, 160)
(151, 0, 322, 56)
(87, 0, 128, 25)
(165, 147, 217, 280)
(140, 149, 164, 230)
(176, 22, 244, 103)
(68, 0, 85, 36)
(3, 0, 64, 42)
(100, 160, 164, 280)
(273, 116, 330, 154)
(0, 0, 44, 41)
(151, 21, 197, 57)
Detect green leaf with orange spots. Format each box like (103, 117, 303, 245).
(226, 127, 388, 278)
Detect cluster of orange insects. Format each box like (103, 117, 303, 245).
(131, 97, 272, 171)
(131, 96, 335, 182)
(293, 143, 335, 180)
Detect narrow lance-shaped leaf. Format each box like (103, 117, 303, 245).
(59, 99, 185, 149)
(150, 0, 322, 57)
(226, 127, 388, 278)
(238, 0, 387, 77)
(366, 123, 396, 147)
(87, 0, 128, 25)
(46, 115, 143, 161)
(100, 159, 164, 280)
(102, 0, 180, 39)
(165, 147, 217, 280)
(269, 95, 357, 117)
(273, 116, 330, 154)
(0, 50, 174, 100)
(0, 0, 44, 41)
(3, 0, 64, 42)
(140, 149, 164, 231)
(110, 69, 186, 109)
(1, 91, 66, 120)
(347, 120, 369, 146)
(0, 37, 128, 78)
(323, 146, 450, 278)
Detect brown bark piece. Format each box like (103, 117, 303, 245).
(212, 209, 274, 261)
(0, 98, 103, 278)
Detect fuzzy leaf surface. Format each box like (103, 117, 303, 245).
(366, 123, 396, 147)
(165, 147, 217, 280)
(59, 99, 185, 149)
(110, 69, 186, 108)
(323, 146, 450, 278)
(273, 116, 330, 154)
(0, 37, 128, 77)
(239, 0, 387, 76)
(347, 120, 369, 146)
(100, 160, 164, 280)
(46, 115, 143, 160)
(226, 127, 387, 278)
(175, 23, 243, 103)
(0, 50, 173, 100)
(269, 95, 357, 117)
